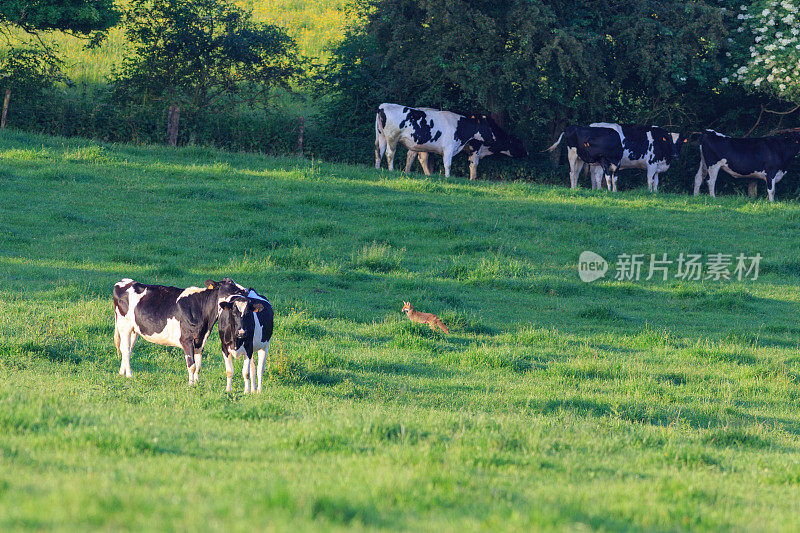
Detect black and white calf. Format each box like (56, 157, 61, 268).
(694, 129, 800, 202)
(218, 289, 274, 394)
(375, 103, 527, 180)
(113, 278, 246, 383)
(546, 126, 624, 190)
(589, 123, 684, 192)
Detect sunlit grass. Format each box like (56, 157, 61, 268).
(1, 129, 800, 530)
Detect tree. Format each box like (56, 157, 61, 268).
(316, 0, 733, 154)
(0, 48, 63, 128)
(0, 0, 119, 44)
(0, 0, 120, 129)
(111, 0, 304, 144)
(727, 0, 800, 106)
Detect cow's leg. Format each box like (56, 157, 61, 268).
(418, 152, 432, 176)
(468, 152, 480, 180)
(181, 339, 196, 385)
(242, 355, 251, 393)
(567, 147, 580, 189)
(646, 166, 657, 192)
(385, 141, 397, 171)
(223, 353, 234, 392)
(375, 135, 387, 169)
(589, 165, 602, 190)
(693, 157, 707, 195)
(404, 150, 416, 173)
(256, 342, 269, 393)
(442, 148, 455, 178)
(193, 350, 202, 384)
(765, 169, 783, 202)
(706, 163, 722, 198)
(116, 321, 134, 378)
(609, 164, 619, 192)
(249, 357, 256, 394)
(126, 331, 137, 377)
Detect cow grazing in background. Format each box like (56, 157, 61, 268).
(589, 123, 685, 192)
(218, 289, 274, 394)
(113, 277, 246, 383)
(375, 103, 527, 180)
(694, 129, 800, 202)
(546, 126, 623, 190)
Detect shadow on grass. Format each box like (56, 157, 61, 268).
(525, 397, 795, 446)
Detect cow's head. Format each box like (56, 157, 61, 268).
(668, 132, 687, 160)
(219, 296, 264, 352)
(206, 277, 248, 304)
(485, 118, 528, 158)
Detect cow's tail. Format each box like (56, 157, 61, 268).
(544, 132, 565, 153)
(375, 106, 388, 168)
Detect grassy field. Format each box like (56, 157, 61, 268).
(1, 129, 800, 531)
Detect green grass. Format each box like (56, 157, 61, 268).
(2, 129, 800, 531)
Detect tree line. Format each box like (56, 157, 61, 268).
(1, 0, 798, 188)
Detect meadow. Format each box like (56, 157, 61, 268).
(1, 129, 800, 530)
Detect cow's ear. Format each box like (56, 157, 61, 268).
(251, 303, 264, 313)
(219, 301, 232, 310)
(206, 279, 217, 289)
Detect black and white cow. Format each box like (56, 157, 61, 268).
(218, 289, 274, 394)
(588, 123, 685, 192)
(694, 129, 800, 202)
(546, 126, 623, 190)
(375, 103, 527, 180)
(113, 277, 246, 383)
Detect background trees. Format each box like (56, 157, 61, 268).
(111, 0, 303, 145)
(0, 0, 119, 129)
(317, 0, 735, 149)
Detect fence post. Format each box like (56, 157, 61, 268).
(297, 116, 305, 156)
(747, 180, 758, 198)
(167, 104, 180, 146)
(1, 89, 10, 130)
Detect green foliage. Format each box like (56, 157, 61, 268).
(111, 0, 304, 110)
(727, 0, 800, 105)
(0, 47, 63, 94)
(317, 0, 735, 146)
(0, 0, 119, 38)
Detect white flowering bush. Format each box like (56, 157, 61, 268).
(728, 0, 800, 103)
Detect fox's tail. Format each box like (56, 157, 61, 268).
(435, 319, 450, 334)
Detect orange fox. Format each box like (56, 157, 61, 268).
(401, 301, 450, 334)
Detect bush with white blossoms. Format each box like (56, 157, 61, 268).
(728, 0, 800, 103)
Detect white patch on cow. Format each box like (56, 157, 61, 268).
(707, 129, 730, 138)
(140, 316, 183, 348)
(178, 286, 204, 299)
(235, 300, 248, 315)
(670, 132, 680, 144)
(717, 158, 767, 180)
